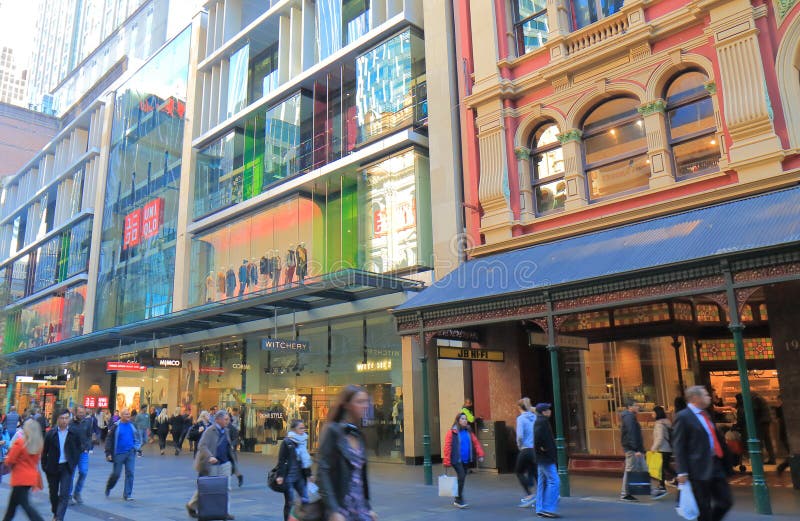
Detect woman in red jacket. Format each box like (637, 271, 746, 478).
(3, 419, 45, 521)
(442, 412, 484, 509)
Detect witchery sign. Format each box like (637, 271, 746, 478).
(261, 338, 310, 352)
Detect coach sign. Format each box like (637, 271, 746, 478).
(261, 338, 309, 352)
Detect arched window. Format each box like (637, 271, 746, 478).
(665, 71, 719, 177)
(582, 97, 649, 200)
(513, 1, 548, 55)
(530, 123, 565, 214)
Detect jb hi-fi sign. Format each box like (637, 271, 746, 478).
(123, 198, 164, 249)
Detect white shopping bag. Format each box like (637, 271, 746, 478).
(438, 473, 458, 497)
(676, 481, 699, 520)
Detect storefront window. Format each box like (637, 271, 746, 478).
(189, 149, 432, 307)
(3, 283, 87, 352)
(571, 337, 681, 456)
(356, 30, 426, 144)
(95, 28, 190, 329)
(244, 313, 404, 461)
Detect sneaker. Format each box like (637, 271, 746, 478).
(652, 488, 667, 500)
(519, 495, 536, 507)
(72, 493, 83, 505)
(124, 496, 134, 501)
(537, 513, 561, 519)
(453, 498, 469, 509)
(620, 494, 639, 502)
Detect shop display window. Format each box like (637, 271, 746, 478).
(189, 149, 432, 307)
(243, 313, 404, 461)
(567, 337, 682, 456)
(2, 283, 86, 352)
(95, 28, 190, 329)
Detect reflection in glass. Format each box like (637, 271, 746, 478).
(672, 136, 720, 177)
(531, 123, 565, 215)
(249, 44, 279, 102)
(665, 71, 719, 178)
(2, 283, 86, 352)
(587, 154, 650, 199)
(667, 97, 714, 140)
(227, 44, 250, 118)
(95, 28, 191, 329)
(515, 0, 548, 54)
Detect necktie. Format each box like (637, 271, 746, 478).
(700, 410, 723, 458)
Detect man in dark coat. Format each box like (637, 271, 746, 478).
(42, 409, 81, 521)
(533, 403, 560, 518)
(673, 385, 733, 521)
(619, 398, 645, 501)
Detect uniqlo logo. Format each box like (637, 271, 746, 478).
(97, 396, 109, 408)
(83, 396, 97, 408)
(123, 209, 142, 248)
(142, 198, 163, 239)
(373, 209, 384, 236)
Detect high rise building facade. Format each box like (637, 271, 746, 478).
(393, 0, 800, 495)
(1, 0, 464, 466)
(0, 47, 28, 107)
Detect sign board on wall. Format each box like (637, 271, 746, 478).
(123, 209, 142, 248)
(83, 396, 97, 408)
(437, 346, 505, 362)
(97, 396, 109, 408)
(106, 361, 147, 372)
(261, 338, 309, 352)
(123, 197, 164, 248)
(528, 332, 589, 350)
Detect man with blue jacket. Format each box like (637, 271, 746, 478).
(104, 408, 141, 501)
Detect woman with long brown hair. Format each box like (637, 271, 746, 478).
(2, 419, 45, 521)
(317, 385, 377, 521)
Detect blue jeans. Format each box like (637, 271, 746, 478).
(106, 449, 136, 498)
(536, 463, 560, 514)
(282, 477, 307, 521)
(71, 451, 89, 496)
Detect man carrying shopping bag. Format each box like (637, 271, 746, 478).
(673, 386, 733, 521)
(619, 398, 649, 501)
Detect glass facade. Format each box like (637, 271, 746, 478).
(189, 149, 431, 307)
(243, 312, 404, 461)
(227, 44, 250, 119)
(193, 29, 426, 220)
(316, 0, 371, 61)
(570, 0, 625, 30)
(3, 284, 87, 352)
(94, 28, 191, 329)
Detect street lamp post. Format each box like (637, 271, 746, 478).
(419, 314, 432, 486)
(546, 298, 570, 497)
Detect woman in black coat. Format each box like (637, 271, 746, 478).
(169, 408, 185, 455)
(317, 385, 376, 521)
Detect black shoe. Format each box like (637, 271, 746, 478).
(777, 461, 789, 474)
(537, 513, 561, 519)
(104, 487, 111, 497)
(175, 449, 180, 455)
(652, 488, 668, 500)
(453, 497, 469, 508)
(620, 494, 638, 502)
(237, 474, 243, 487)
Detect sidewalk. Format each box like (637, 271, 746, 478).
(0, 443, 796, 520)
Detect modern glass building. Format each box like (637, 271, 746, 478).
(1, 0, 464, 466)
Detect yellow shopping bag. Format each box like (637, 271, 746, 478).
(646, 451, 662, 481)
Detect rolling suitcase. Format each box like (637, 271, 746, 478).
(197, 475, 229, 521)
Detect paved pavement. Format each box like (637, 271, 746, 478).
(0, 442, 797, 520)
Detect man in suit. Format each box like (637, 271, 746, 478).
(673, 385, 733, 521)
(42, 409, 81, 521)
(186, 410, 236, 520)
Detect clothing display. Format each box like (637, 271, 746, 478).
(247, 259, 258, 287)
(225, 268, 236, 298)
(263, 403, 287, 444)
(296, 243, 308, 281)
(216, 269, 226, 295)
(271, 252, 282, 287)
(238, 260, 248, 296)
(259, 255, 271, 287)
(284, 248, 297, 285)
(205, 272, 216, 302)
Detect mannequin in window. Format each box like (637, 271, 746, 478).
(248, 257, 258, 290)
(225, 265, 236, 298)
(217, 267, 226, 299)
(205, 271, 216, 302)
(238, 259, 248, 296)
(259, 253, 270, 288)
(271, 249, 282, 288)
(296, 242, 308, 282)
(284, 245, 297, 285)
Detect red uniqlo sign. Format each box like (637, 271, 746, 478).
(142, 198, 163, 239)
(97, 396, 109, 408)
(106, 361, 146, 372)
(123, 209, 142, 249)
(83, 396, 97, 408)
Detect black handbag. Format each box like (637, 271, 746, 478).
(267, 465, 285, 492)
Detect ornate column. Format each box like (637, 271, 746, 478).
(515, 146, 536, 221)
(709, 0, 782, 180)
(557, 130, 588, 210)
(478, 122, 514, 243)
(638, 99, 675, 189)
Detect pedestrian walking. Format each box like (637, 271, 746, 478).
(188, 411, 211, 457)
(170, 408, 185, 455)
(31, 408, 47, 436)
(317, 385, 377, 521)
(4, 407, 19, 435)
(132, 409, 150, 457)
(442, 411, 485, 509)
(98, 409, 110, 442)
(185, 410, 237, 520)
(154, 408, 170, 455)
(619, 398, 646, 501)
(104, 408, 141, 501)
(229, 408, 241, 452)
(2, 419, 46, 521)
(149, 407, 158, 444)
(515, 397, 537, 508)
(69, 405, 94, 505)
(533, 403, 560, 518)
(650, 405, 672, 497)
(41, 409, 81, 521)
(673, 385, 733, 521)
(275, 419, 312, 521)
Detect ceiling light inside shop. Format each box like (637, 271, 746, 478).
(609, 128, 617, 136)
(710, 139, 716, 145)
